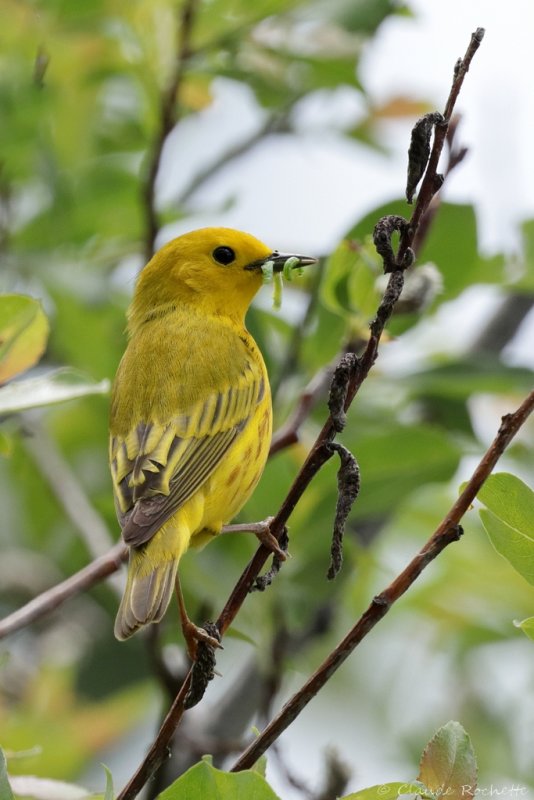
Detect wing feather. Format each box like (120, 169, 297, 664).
(110, 358, 265, 547)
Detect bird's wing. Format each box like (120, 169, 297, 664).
(110, 360, 266, 547)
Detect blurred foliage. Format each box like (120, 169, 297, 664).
(0, 0, 533, 799)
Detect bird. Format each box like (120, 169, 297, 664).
(109, 227, 316, 656)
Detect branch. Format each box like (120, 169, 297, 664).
(398, 27, 485, 263)
(142, 0, 198, 260)
(0, 543, 127, 639)
(411, 113, 468, 256)
(230, 387, 534, 771)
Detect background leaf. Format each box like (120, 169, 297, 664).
(514, 617, 534, 641)
(418, 721, 477, 800)
(0, 369, 110, 414)
(341, 782, 428, 800)
(157, 760, 281, 800)
(478, 474, 534, 585)
(0, 749, 15, 800)
(0, 296, 49, 384)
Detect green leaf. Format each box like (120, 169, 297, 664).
(102, 765, 114, 800)
(321, 237, 381, 322)
(341, 782, 428, 800)
(480, 510, 534, 585)
(224, 626, 257, 647)
(405, 360, 534, 401)
(477, 473, 534, 537)
(418, 721, 477, 800)
(0, 748, 14, 800)
(477, 474, 534, 585)
(0, 368, 110, 414)
(514, 617, 534, 641)
(330, 0, 411, 34)
(157, 760, 281, 800)
(0, 295, 49, 383)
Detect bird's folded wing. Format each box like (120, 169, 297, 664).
(110, 362, 265, 547)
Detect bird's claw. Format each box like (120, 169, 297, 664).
(183, 620, 223, 662)
(253, 517, 288, 561)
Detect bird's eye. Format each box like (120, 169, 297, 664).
(213, 246, 236, 265)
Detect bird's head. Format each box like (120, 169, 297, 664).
(129, 227, 316, 327)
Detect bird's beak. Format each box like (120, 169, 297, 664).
(245, 251, 318, 273)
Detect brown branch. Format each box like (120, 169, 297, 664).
(411, 113, 468, 256)
(230, 387, 534, 771)
(0, 543, 127, 639)
(142, 0, 198, 261)
(398, 27, 485, 263)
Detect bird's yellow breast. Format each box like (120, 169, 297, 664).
(109, 304, 271, 543)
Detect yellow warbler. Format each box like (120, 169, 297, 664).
(110, 227, 315, 654)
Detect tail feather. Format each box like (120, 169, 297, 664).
(114, 550, 178, 640)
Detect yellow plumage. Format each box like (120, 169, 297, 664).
(109, 227, 314, 648)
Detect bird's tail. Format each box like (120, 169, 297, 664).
(114, 520, 191, 640)
(114, 551, 178, 640)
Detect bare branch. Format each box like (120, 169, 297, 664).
(0, 543, 127, 639)
(230, 388, 534, 771)
(398, 27, 485, 263)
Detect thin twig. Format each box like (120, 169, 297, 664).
(398, 27, 485, 263)
(0, 518, 277, 640)
(230, 388, 534, 771)
(270, 334, 369, 456)
(0, 543, 127, 639)
(411, 114, 468, 255)
(142, 0, 198, 260)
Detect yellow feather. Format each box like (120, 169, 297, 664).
(110, 227, 314, 642)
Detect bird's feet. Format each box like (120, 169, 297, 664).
(222, 517, 288, 560)
(175, 573, 223, 661)
(182, 618, 222, 662)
